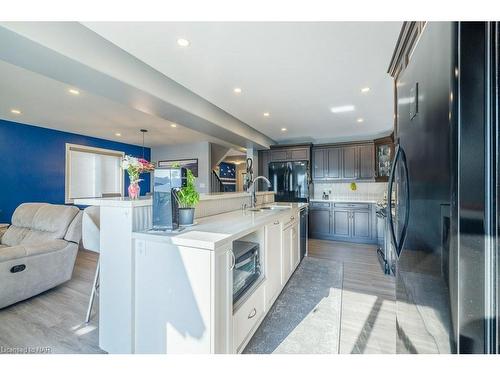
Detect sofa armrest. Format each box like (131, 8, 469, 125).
(0, 239, 69, 263)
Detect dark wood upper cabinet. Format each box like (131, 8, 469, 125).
(311, 141, 376, 182)
(261, 141, 380, 183)
(271, 150, 288, 161)
(342, 146, 358, 179)
(326, 147, 342, 179)
(358, 143, 375, 180)
(312, 148, 326, 180)
(265, 145, 311, 163)
(290, 148, 309, 160)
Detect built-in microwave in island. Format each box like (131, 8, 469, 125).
(232, 240, 262, 304)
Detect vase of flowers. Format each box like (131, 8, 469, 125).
(121, 155, 155, 199)
(176, 169, 200, 225)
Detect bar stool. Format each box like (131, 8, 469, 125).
(82, 206, 100, 323)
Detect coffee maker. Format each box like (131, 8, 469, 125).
(152, 167, 187, 231)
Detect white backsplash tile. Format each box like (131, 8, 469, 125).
(313, 182, 387, 201)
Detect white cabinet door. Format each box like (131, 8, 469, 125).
(282, 225, 292, 284)
(265, 220, 282, 306)
(291, 223, 299, 270)
(233, 282, 266, 353)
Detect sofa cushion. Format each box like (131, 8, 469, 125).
(29, 204, 80, 240)
(10, 203, 46, 228)
(1, 203, 79, 247)
(0, 239, 69, 262)
(2, 226, 28, 247)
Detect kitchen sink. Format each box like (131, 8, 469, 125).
(247, 205, 290, 212)
(260, 205, 289, 210)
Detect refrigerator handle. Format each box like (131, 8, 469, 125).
(398, 146, 410, 256)
(387, 145, 411, 258)
(387, 145, 401, 256)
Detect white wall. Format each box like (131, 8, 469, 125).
(152, 142, 211, 193)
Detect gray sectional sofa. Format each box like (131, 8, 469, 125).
(0, 203, 82, 309)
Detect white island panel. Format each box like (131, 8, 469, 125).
(134, 240, 212, 354)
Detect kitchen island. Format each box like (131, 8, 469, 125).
(132, 202, 306, 354)
(75, 194, 305, 354)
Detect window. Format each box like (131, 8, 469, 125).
(65, 144, 124, 203)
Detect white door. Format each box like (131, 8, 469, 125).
(265, 220, 282, 306)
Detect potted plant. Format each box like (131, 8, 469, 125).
(177, 169, 200, 225)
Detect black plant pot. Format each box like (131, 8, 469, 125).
(179, 207, 195, 225)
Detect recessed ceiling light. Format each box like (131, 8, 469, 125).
(170, 123, 177, 128)
(357, 118, 364, 123)
(177, 38, 190, 47)
(330, 105, 355, 113)
(233, 87, 242, 94)
(281, 127, 287, 132)
(361, 87, 370, 93)
(115, 132, 122, 137)
(10, 109, 21, 115)
(263, 112, 270, 117)
(68, 88, 80, 95)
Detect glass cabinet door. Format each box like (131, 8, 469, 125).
(375, 139, 394, 181)
(377, 144, 392, 177)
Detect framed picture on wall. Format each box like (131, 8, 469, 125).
(157, 158, 199, 177)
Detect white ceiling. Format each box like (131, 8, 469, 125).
(0, 59, 235, 148)
(84, 22, 402, 143)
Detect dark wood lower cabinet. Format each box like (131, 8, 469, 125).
(332, 210, 350, 238)
(309, 208, 331, 237)
(309, 202, 377, 244)
(351, 210, 371, 239)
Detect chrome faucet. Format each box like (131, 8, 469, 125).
(248, 176, 271, 208)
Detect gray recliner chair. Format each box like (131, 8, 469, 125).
(0, 203, 82, 309)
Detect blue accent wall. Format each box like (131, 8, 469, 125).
(0, 119, 151, 223)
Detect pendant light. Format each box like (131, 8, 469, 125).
(140, 129, 148, 159)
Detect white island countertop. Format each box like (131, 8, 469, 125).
(133, 202, 307, 251)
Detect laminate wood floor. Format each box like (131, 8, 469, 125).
(0, 249, 104, 354)
(308, 239, 396, 354)
(0, 241, 395, 354)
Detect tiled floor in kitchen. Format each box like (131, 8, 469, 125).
(308, 239, 396, 354)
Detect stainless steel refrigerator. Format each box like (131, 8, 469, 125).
(268, 161, 310, 202)
(388, 22, 499, 354)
